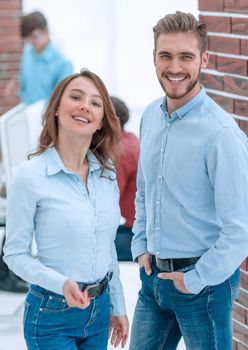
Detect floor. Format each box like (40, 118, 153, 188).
(0, 262, 186, 350)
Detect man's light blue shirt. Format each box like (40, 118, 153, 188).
(20, 43, 73, 105)
(132, 87, 248, 294)
(4, 147, 126, 316)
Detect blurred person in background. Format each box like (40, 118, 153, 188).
(4, 69, 129, 350)
(110, 96, 140, 261)
(4, 11, 73, 106)
(1, 11, 73, 293)
(0, 232, 29, 292)
(129, 11, 248, 350)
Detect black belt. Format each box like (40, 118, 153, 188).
(77, 272, 112, 299)
(151, 255, 200, 272)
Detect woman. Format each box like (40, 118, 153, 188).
(4, 68, 129, 349)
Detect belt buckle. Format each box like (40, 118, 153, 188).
(168, 259, 174, 272)
(84, 283, 100, 299)
(79, 272, 111, 299)
(156, 257, 174, 272)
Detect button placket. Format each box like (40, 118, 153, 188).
(88, 171, 97, 278)
(154, 124, 168, 250)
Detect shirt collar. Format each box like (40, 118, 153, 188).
(44, 147, 101, 176)
(160, 86, 206, 120)
(30, 42, 54, 61)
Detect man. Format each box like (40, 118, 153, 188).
(5, 11, 73, 105)
(130, 11, 248, 350)
(1, 11, 73, 293)
(110, 96, 140, 261)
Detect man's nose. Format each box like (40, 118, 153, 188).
(168, 59, 181, 73)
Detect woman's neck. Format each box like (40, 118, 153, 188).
(56, 137, 90, 173)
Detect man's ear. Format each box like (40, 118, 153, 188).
(153, 48, 156, 66)
(201, 51, 209, 69)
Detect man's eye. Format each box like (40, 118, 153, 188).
(182, 55, 193, 61)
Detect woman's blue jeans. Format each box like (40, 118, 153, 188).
(129, 263, 240, 350)
(24, 284, 110, 350)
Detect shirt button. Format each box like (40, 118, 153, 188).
(156, 201, 160, 205)
(160, 148, 164, 153)
(156, 226, 159, 230)
(166, 122, 170, 127)
(158, 174, 162, 179)
(156, 251, 159, 255)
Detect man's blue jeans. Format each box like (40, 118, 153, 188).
(24, 284, 110, 350)
(129, 263, 240, 350)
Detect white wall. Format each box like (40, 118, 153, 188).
(23, 0, 198, 135)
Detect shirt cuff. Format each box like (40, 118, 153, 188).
(110, 291, 126, 316)
(183, 268, 207, 294)
(131, 240, 148, 262)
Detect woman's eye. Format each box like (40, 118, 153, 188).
(92, 101, 102, 107)
(70, 95, 80, 100)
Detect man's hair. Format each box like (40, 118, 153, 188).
(110, 96, 129, 129)
(153, 11, 208, 54)
(20, 11, 47, 38)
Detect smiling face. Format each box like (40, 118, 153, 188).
(56, 76, 104, 143)
(153, 32, 208, 111)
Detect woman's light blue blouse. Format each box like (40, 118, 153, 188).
(4, 147, 126, 316)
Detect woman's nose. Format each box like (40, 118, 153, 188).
(79, 101, 89, 112)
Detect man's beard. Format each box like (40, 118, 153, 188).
(159, 68, 201, 100)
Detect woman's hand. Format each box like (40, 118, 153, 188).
(109, 315, 129, 348)
(63, 279, 91, 308)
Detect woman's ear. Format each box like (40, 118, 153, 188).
(97, 121, 103, 130)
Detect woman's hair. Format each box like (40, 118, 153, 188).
(30, 68, 121, 172)
(153, 11, 208, 55)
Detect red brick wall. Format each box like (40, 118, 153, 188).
(0, 0, 22, 115)
(198, 1, 248, 348)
